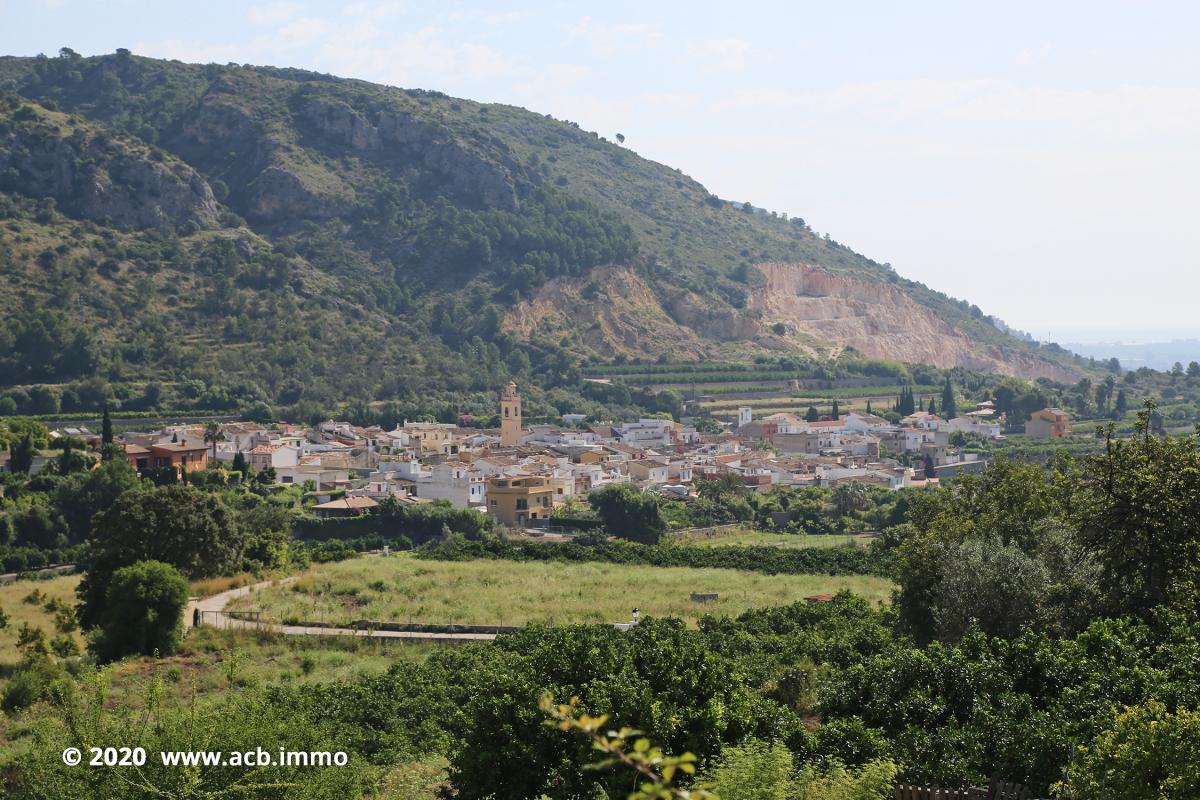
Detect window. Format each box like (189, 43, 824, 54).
(516, 499, 529, 510)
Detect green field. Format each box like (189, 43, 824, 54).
(227, 555, 894, 627)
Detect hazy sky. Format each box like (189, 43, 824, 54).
(4, 1, 1199, 342)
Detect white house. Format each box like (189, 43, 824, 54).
(248, 443, 300, 471)
(626, 459, 670, 485)
(415, 462, 486, 508)
(615, 419, 677, 449)
(942, 416, 1003, 440)
(843, 412, 896, 434)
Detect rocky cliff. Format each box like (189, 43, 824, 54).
(0, 97, 218, 231)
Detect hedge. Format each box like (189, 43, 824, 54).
(417, 537, 891, 577)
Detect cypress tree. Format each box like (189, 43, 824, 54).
(942, 377, 957, 419)
(58, 437, 73, 473)
(10, 433, 36, 474)
(831, 400, 840, 420)
(101, 403, 113, 445)
(928, 397, 937, 414)
(898, 386, 916, 416)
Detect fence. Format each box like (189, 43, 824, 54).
(895, 788, 986, 800)
(195, 609, 268, 630)
(526, 517, 604, 532)
(671, 523, 744, 542)
(894, 780, 1035, 800)
(0, 563, 78, 584)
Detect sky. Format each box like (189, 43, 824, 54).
(3, 0, 1199, 343)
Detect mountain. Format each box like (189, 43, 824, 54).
(0, 50, 1087, 415)
(1066, 339, 1200, 372)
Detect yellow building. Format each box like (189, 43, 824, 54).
(500, 381, 523, 446)
(1025, 408, 1072, 439)
(404, 421, 459, 455)
(486, 474, 554, 526)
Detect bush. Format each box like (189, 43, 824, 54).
(705, 739, 793, 800)
(792, 758, 899, 800)
(93, 560, 189, 661)
(1065, 701, 1200, 800)
(50, 634, 79, 658)
(1, 655, 68, 712)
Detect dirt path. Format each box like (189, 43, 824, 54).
(187, 577, 497, 642)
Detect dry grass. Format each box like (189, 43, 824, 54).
(226, 554, 894, 628)
(190, 572, 272, 599)
(97, 626, 444, 711)
(0, 574, 86, 676)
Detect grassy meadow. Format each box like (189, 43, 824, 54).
(226, 554, 894, 627)
(0, 574, 86, 676)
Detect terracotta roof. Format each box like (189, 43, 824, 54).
(312, 496, 379, 511)
(152, 442, 207, 453)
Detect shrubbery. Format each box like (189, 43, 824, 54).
(93, 559, 189, 661)
(418, 536, 890, 577)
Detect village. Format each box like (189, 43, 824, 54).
(38, 382, 1074, 529)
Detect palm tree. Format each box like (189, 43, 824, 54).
(832, 481, 868, 518)
(203, 421, 225, 462)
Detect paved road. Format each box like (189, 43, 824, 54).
(187, 577, 497, 642)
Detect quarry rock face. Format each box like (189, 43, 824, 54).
(509, 262, 1082, 381)
(747, 263, 1080, 381)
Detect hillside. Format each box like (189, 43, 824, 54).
(0, 50, 1087, 415)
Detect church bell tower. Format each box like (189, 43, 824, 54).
(500, 381, 522, 446)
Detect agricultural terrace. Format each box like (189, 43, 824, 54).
(225, 554, 894, 628)
(583, 359, 945, 419)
